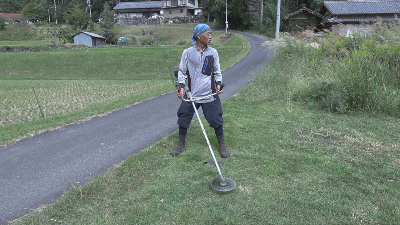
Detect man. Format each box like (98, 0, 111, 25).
(170, 24, 230, 158)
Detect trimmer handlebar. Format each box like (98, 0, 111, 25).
(181, 83, 225, 103)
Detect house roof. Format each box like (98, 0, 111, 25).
(324, 1, 400, 15)
(327, 17, 399, 23)
(114, 1, 163, 10)
(282, 7, 323, 20)
(74, 31, 105, 39)
(0, 13, 22, 20)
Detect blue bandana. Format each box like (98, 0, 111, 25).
(191, 24, 211, 44)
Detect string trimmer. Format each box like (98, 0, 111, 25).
(174, 68, 236, 192)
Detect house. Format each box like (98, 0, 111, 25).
(282, 7, 324, 32)
(321, 1, 400, 36)
(161, 0, 202, 17)
(73, 32, 105, 47)
(113, 1, 163, 19)
(0, 13, 22, 22)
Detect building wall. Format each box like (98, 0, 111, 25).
(74, 33, 104, 46)
(117, 12, 143, 18)
(94, 38, 104, 47)
(332, 23, 377, 37)
(116, 15, 204, 25)
(74, 33, 93, 46)
(163, 6, 188, 17)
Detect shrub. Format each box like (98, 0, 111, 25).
(177, 40, 186, 45)
(141, 40, 151, 45)
(0, 17, 6, 30)
(260, 21, 400, 116)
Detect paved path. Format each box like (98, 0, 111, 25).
(0, 32, 275, 224)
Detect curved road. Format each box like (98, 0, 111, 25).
(0, 32, 274, 224)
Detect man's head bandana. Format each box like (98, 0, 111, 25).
(191, 24, 211, 44)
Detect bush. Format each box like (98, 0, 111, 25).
(0, 17, 6, 30)
(258, 21, 400, 117)
(141, 40, 151, 45)
(176, 40, 186, 45)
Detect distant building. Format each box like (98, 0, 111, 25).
(282, 7, 324, 32)
(114, 1, 163, 19)
(161, 0, 203, 17)
(0, 13, 22, 22)
(73, 32, 106, 47)
(113, 0, 203, 19)
(321, 1, 400, 36)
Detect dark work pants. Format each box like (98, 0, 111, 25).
(177, 97, 223, 136)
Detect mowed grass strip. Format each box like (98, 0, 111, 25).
(13, 87, 400, 224)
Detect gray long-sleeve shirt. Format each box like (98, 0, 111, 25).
(178, 45, 222, 103)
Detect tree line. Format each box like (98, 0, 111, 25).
(1, 0, 325, 36)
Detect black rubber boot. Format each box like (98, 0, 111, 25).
(170, 135, 186, 157)
(217, 135, 230, 158)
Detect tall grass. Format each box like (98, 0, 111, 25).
(259, 21, 400, 117)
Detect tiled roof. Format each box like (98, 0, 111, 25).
(0, 13, 22, 20)
(324, 1, 400, 14)
(283, 7, 323, 20)
(114, 1, 163, 10)
(328, 17, 399, 23)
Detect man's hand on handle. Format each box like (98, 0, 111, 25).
(177, 86, 184, 99)
(217, 84, 224, 95)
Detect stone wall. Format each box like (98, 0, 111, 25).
(116, 16, 205, 26)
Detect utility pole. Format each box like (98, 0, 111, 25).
(87, 0, 92, 17)
(54, 0, 57, 24)
(225, 0, 228, 33)
(275, 0, 280, 40)
(260, 0, 263, 32)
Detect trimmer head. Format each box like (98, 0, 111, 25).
(211, 177, 236, 192)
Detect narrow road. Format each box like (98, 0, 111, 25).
(0, 32, 275, 224)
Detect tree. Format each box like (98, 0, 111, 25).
(63, 0, 90, 29)
(0, 16, 6, 30)
(99, 2, 116, 43)
(99, 2, 115, 30)
(21, 2, 46, 22)
(46, 24, 77, 46)
(0, 0, 32, 13)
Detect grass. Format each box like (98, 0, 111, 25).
(11, 28, 400, 224)
(0, 40, 48, 47)
(12, 83, 400, 224)
(6, 23, 400, 224)
(0, 29, 250, 146)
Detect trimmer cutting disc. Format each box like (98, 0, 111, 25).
(211, 177, 236, 192)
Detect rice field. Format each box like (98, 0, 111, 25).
(0, 79, 172, 126)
